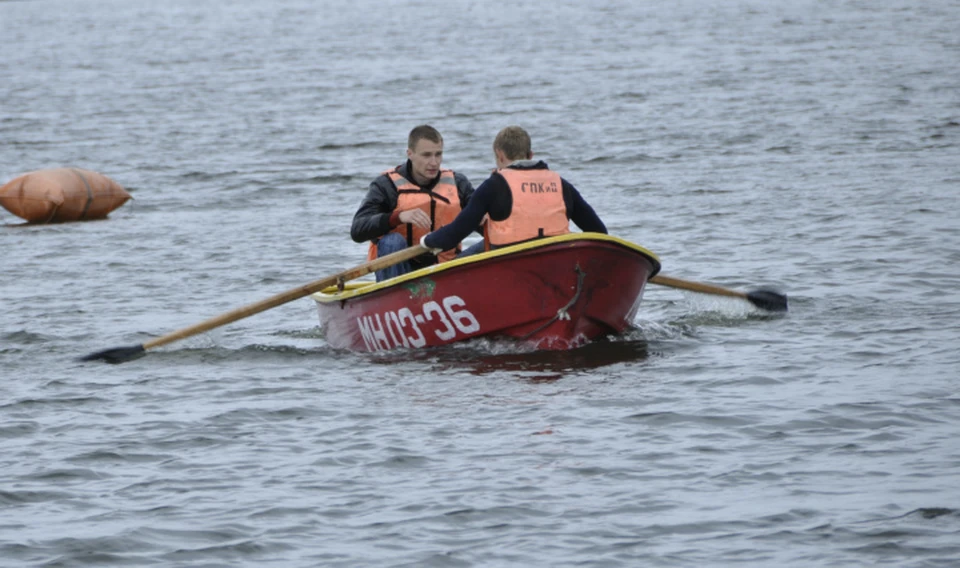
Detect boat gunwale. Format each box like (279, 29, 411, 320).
(312, 233, 660, 303)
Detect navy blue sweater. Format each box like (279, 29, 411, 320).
(423, 161, 607, 252)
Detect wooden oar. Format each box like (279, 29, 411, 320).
(650, 274, 788, 312)
(81, 245, 429, 364)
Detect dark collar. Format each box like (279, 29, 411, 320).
(401, 159, 441, 191)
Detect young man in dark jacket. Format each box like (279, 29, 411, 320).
(351, 125, 475, 281)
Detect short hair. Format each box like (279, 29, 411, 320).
(493, 126, 532, 161)
(408, 125, 443, 150)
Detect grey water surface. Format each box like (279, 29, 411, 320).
(2, 0, 959, 566)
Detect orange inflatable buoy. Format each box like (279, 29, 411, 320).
(0, 168, 132, 223)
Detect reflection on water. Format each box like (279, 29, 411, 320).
(391, 337, 653, 382)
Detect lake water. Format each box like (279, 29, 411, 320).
(2, 0, 959, 566)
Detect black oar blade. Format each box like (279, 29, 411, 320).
(79, 344, 146, 364)
(745, 289, 788, 312)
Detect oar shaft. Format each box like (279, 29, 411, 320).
(650, 274, 747, 299)
(140, 284, 319, 350)
(141, 245, 428, 351)
(649, 273, 788, 312)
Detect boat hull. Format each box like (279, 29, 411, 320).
(313, 233, 660, 352)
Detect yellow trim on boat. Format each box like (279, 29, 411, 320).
(312, 232, 660, 302)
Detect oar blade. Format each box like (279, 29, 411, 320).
(79, 344, 146, 364)
(745, 289, 788, 312)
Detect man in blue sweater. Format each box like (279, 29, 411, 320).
(421, 126, 606, 255)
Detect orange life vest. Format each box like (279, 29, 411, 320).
(367, 168, 462, 263)
(485, 167, 569, 248)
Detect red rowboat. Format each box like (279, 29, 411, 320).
(312, 233, 661, 352)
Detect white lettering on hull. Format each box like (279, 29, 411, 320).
(356, 295, 480, 351)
